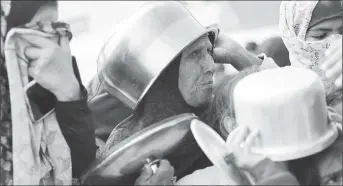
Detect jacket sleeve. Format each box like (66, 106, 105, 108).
(249, 159, 299, 185)
(55, 57, 96, 179)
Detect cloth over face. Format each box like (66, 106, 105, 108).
(3, 22, 72, 185)
(279, 1, 342, 72)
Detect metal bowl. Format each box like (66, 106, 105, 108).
(80, 113, 198, 185)
(97, 1, 219, 110)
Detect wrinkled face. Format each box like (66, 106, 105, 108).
(29, 4, 58, 24)
(306, 1, 342, 41)
(178, 35, 215, 107)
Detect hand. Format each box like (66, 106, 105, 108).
(20, 34, 81, 101)
(321, 40, 342, 89)
(135, 160, 175, 185)
(225, 126, 290, 184)
(225, 125, 276, 184)
(212, 33, 262, 70)
(226, 126, 265, 169)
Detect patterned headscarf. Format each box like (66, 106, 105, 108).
(279, 1, 342, 108)
(279, 1, 342, 72)
(1, 1, 74, 185)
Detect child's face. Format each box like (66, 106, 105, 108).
(306, 1, 342, 41)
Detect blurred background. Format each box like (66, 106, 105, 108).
(58, 1, 282, 84)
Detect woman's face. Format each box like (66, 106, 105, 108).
(178, 35, 215, 107)
(306, 1, 342, 41)
(29, 4, 58, 24)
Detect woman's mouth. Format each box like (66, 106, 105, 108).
(201, 81, 214, 86)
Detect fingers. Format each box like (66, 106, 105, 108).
(321, 51, 341, 70)
(213, 47, 232, 64)
(135, 164, 154, 184)
(325, 60, 342, 80)
(232, 127, 249, 146)
(226, 126, 243, 146)
(152, 160, 174, 182)
(243, 130, 259, 154)
(19, 34, 57, 48)
(321, 47, 342, 69)
(59, 36, 71, 54)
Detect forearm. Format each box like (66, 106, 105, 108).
(248, 159, 299, 185)
(225, 49, 262, 71)
(55, 86, 96, 178)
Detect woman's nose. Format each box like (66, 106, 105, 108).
(202, 54, 215, 75)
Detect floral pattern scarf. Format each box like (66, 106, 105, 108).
(279, 1, 342, 108)
(1, 1, 73, 184)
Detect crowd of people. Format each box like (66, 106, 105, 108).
(0, 0, 342, 185)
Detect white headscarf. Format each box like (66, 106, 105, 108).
(279, 1, 342, 73)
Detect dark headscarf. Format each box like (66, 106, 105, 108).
(6, 0, 57, 32)
(102, 56, 213, 184)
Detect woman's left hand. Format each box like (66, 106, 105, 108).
(321, 40, 342, 89)
(225, 126, 265, 170)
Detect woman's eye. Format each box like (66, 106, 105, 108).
(313, 33, 328, 40)
(192, 50, 200, 57)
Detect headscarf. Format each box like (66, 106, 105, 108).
(279, 0, 342, 108)
(279, 1, 342, 71)
(1, 1, 73, 184)
(101, 57, 211, 183)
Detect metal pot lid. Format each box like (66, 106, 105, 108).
(81, 113, 198, 185)
(190, 119, 253, 185)
(97, 1, 219, 110)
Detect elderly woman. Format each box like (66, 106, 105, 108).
(86, 2, 264, 185)
(1, 1, 96, 184)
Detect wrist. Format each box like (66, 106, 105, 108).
(55, 79, 81, 101)
(231, 50, 263, 70)
(248, 159, 287, 182)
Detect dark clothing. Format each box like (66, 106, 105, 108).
(89, 57, 213, 184)
(0, 55, 96, 184)
(56, 92, 96, 179)
(87, 76, 132, 142)
(56, 57, 96, 178)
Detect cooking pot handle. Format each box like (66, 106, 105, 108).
(145, 157, 161, 174)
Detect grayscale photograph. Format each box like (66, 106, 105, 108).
(0, 1, 342, 185)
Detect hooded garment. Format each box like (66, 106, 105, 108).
(101, 56, 213, 184)
(279, 0, 342, 111)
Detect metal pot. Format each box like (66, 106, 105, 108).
(97, 1, 219, 110)
(80, 113, 198, 185)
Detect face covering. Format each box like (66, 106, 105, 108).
(279, 1, 342, 74)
